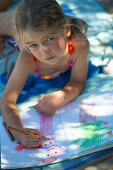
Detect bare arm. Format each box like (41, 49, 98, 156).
(1, 50, 47, 148)
(33, 37, 89, 116)
(1, 49, 35, 139)
(61, 37, 89, 104)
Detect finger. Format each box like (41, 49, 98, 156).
(30, 130, 41, 135)
(24, 128, 41, 135)
(26, 135, 41, 141)
(33, 104, 40, 110)
(30, 139, 42, 147)
(26, 140, 42, 148)
(40, 136, 49, 140)
(33, 106, 47, 115)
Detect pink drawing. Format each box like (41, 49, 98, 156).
(108, 131, 112, 134)
(108, 131, 113, 137)
(104, 122, 108, 126)
(40, 114, 53, 136)
(15, 112, 55, 152)
(41, 145, 63, 164)
(79, 102, 97, 124)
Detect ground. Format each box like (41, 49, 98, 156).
(74, 0, 113, 169)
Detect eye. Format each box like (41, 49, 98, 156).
(29, 44, 38, 48)
(25, 45, 30, 52)
(47, 37, 55, 41)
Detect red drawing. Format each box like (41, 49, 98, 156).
(15, 141, 43, 151)
(15, 112, 61, 165)
(15, 136, 56, 151)
(41, 145, 63, 164)
(15, 136, 64, 165)
(41, 136, 56, 148)
(104, 122, 108, 126)
(108, 131, 112, 134)
(43, 157, 57, 164)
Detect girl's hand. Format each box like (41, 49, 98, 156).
(33, 91, 64, 116)
(15, 128, 43, 148)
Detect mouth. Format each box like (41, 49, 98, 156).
(45, 56, 55, 60)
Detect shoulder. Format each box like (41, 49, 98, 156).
(17, 48, 36, 73)
(70, 35, 89, 83)
(18, 48, 34, 62)
(72, 34, 89, 51)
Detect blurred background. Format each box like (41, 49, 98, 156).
(97, 0, 113, 17)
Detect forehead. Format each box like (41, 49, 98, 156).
(23, 27, 63, 44)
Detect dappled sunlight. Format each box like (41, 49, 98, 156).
(76, 75, 113, 102)
(1, 87, 113, 168)
(20, 110, 32, 119)
(1, 0, 113, 168)
(1, 154, 9, 164)
(1, 153, 18, 169)
(23, 121, 40, 129)
(80, 91, 113, 118)
(96, 13, 112, 20)
(21, 108, 39, 120)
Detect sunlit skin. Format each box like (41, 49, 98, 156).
(22, 27, 72, 116)
(22, 27, 88, 117)
(1, 22, 89, 148)
(23, 27, 69, 66)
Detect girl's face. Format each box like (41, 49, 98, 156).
(23, 28, 68, 65)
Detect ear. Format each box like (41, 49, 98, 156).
(65, 20, 71, 37)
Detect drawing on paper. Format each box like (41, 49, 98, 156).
(70, 121, 113, 150)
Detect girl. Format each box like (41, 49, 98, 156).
(1, 0, 89, 148)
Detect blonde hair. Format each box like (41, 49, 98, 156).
(15, 0, 88, 41)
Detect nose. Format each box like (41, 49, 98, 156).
(40, 45, 50, 57)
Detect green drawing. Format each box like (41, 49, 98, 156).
(70, 121, 113, 150)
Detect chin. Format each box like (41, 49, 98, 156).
(45, 56, 61, 65)
(46, 60, 59, 65)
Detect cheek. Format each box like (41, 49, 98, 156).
(51, 38, 66, 54)
(30, 49, 41, 59)
(58, 38, 66, 50)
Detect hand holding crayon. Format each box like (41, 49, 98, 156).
(3, 121, 49, 148)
